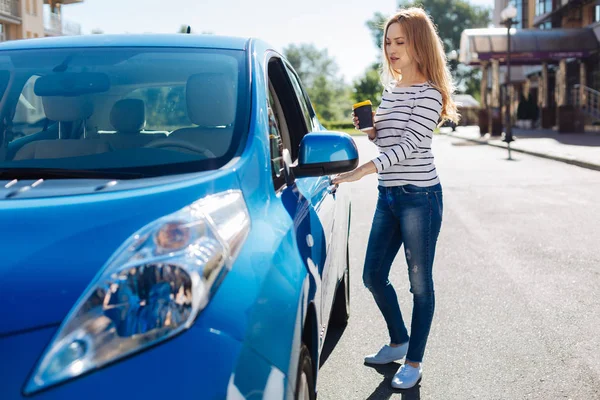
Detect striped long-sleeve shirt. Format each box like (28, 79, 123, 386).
(370, 82, 442, 187)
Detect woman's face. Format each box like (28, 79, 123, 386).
(385, 22, 415, 72)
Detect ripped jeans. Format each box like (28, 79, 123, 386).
(363, 183, 443, 363)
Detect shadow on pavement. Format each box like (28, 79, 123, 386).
(319, 324, 347, 368)
(510, 130, 600, 147)
(450, 141, 487, 147)
(444, 126, 600, 148)
(364, 363, 421, 400)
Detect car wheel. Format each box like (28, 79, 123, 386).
(295, 344, 316, 400)
(330, 243, 350, 327)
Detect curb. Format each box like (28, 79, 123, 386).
(442, 132, 600, 172)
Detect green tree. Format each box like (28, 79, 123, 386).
(178, 26, 214, 34)
(284, 44, 338, 90)
(178, 25, 191, 34)
(365, 12, 388, 52)
(397, 0, 490, 54)
(353, 12, 387, 106)
(283, 44, 351, 122)
(353, 63, 383, 106)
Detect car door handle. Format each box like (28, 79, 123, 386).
(326, 184, 338, 195)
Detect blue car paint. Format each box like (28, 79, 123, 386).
(298, 132, 360, 165)
(0, 169, 241, 335)
(230, 39, 333, 392)
(0, 34, 249, 51)
(0, 35, 354, 399)
(0, 326, 261, 399)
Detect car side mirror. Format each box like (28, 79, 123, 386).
(293, 131, 359, 178)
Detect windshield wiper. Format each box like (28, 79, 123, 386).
(0, 168, 145, 180)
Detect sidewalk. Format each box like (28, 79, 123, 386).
(440, 126, 600, 171)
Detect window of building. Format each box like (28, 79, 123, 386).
(33, 33, 38, 38)
(514, 0, 529, 28)
(0, 24, 5, 42)
(33, 0, 37, 15)
(26, 31, 32, 39)
(25, 0, 30, 14)
(536, 0, 553, 16)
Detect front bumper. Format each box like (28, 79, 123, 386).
(0, 324, 287, 399)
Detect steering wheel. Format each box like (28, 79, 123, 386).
(144, 138, 216, 158)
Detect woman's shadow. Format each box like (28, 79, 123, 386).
(364, 362, 421, 400)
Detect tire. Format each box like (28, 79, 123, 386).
(295, 344, 316, 400)
(330, 243, 350, 327)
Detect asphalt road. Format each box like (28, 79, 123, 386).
(316, 134, 600, 400)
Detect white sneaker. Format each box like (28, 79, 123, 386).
(391, 363, 422, 389)
(364, 343, 408, 365)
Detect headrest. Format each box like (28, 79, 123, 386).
(186, 73, 236, 127)
(13, 139, 111, 160)
(110, 99, 146, 134)
(42, 96, 93, 121)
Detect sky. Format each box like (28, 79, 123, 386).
(61, 0, 494, 83)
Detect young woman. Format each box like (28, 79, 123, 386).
(332, 7, 459, 389)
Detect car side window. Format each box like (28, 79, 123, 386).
(267, 89, 286, 190)
(283, 64, 319, 132)
(268, 56, 313, 161)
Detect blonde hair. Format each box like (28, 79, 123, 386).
(381, 7, 459, 123)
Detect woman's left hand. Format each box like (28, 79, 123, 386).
(332, 162, 377, 185)
(332, 168, 364, 185)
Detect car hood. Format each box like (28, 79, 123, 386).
(0, 172, 241, 337)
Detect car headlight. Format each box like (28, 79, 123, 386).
(25, 190, 250, 394)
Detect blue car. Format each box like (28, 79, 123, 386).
(0, 35, 357, 399)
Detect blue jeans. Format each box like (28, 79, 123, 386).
(363, 183, 443, 363)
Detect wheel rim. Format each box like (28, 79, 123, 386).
(298, 371, 310, 400)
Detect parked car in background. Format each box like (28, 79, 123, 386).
(0, 34, 357, 399)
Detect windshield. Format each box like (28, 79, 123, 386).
(0, 47, 249, 179)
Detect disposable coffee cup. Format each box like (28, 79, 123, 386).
(353, 100, 373, 131)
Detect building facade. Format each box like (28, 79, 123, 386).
(533, 0, 600, 29)
(493, 0, 537, 28)
(462, 0, 600, 134)
(0, 0, 82, 42)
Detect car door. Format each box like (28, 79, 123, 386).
(281, 60, 340, 337)
(266, 55, 338, 347)
(286, 64, 339, 337)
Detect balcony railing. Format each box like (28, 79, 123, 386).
(63, 20, 81, 35)
(44, 11, 61, 35)
(572, 84, 600, 121)
(44, 11, 81, 36)
(0, 0, 21, 20)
